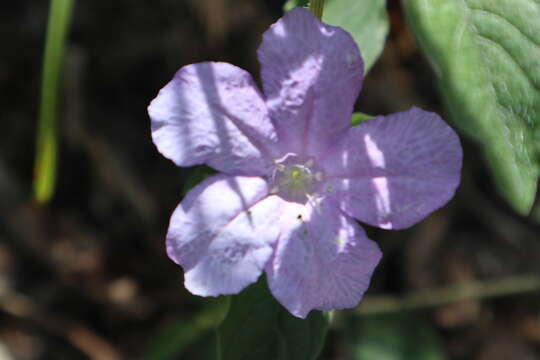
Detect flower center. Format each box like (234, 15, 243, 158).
(270, 153, 323, 203)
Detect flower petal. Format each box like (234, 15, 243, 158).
(265, 199, 382, 318)
(149, 62, 278, 175)
(258, 8, 363, 158)
(323, 107, 463, 229)
(167, 174, 285, 296)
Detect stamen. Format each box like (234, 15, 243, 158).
(274, 152, 298, 164)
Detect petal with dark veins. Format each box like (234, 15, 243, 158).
(266, 198, 381, 318)
(258, 8, 364, 159)
(322, 107, 462, 229)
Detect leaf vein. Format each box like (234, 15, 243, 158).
(473, 32, 540, 94)
(467, 6, 540, 49)
(472, 33, 539, 139)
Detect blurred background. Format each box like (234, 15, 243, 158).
(1, 0, 540, 359)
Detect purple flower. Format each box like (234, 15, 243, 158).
(148, 8, 462, 318)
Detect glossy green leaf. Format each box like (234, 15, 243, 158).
(404, 0, 540, 215)
(284, 0, 389, 73)
(347, 313, 445, 360)
(217, 278, 330, 360)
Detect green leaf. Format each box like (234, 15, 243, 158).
(144, 297, 229, 360)
(347, 313, 446, 360)
(352, 112, 374, 126)
(217, 278, 330, 360)
(278, 307, 330, 360)
(284, 0, 389, 73)
(404, 0, 540, 215)
(182, 166, 216, 196)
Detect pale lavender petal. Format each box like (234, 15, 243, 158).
(149, 62, 278, 176)
(258, 8, 363, 158)
(323, 107, 463, 229)
(167, 174, 286, 296)
(265, 199, 382, 318)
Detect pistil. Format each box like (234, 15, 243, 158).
(270, 154, 324, 204)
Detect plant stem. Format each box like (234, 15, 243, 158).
(33, 0, 74, 203)
(355, 274, 540, 315)
(309, 0, 324, 20)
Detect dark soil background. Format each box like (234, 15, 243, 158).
(1, 1, 540, 359)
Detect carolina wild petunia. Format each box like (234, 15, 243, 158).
(148, 8, 462, 318)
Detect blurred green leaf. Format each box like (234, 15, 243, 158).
(34, 0, 74, 203)
(145, 297, 229, 360)
(217, 278, 330, 360)
(347, 313, 445, 360)
(284, 0, 309, 11)
(182, 166, 216, 196)
(404, 0, 540, 215)
(199, 332, 220, 360)
(352, 112, 373, 126)
(284, 0, 389, 73)
(532, 202, 540, 224)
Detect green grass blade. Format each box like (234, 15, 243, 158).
(33, 0, 74, 203)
